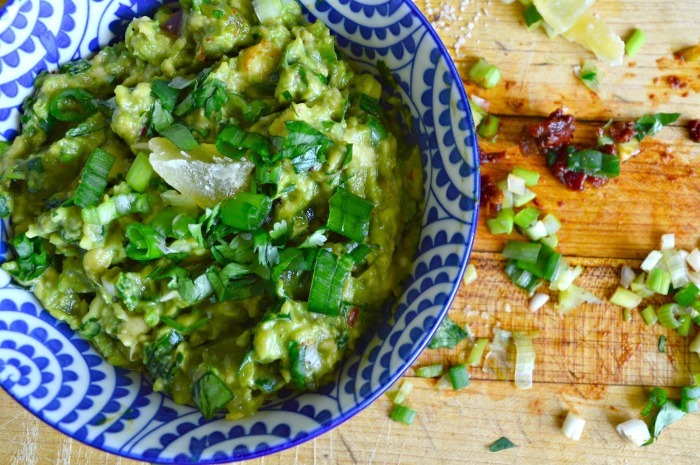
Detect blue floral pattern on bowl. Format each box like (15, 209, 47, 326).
(0, 0, 480, 462)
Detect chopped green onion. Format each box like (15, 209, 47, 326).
(435, 374, 453, 391)
(625, 28, 646, 58)
(507, 173, 527, 195)
(477, 114, 500, 140)
(576, 61, 600, 93)
(523, 4, 543, 30)
(642, 386, 668, 416)
(318, 39, 337, 64)
(675, 283, 699, 307)
(529, 292, 550, 312)
(513, 188, 536, 207)
(687, 249, 700, 272)
(524, 220, 548, 241)
(448, 364, 470, 390)
(393, 380, 414, 405)
(125, 152, 153, 192)
(682, 386, 700, 400)
(646, 267, 672, 295)
(516, 244, 558, 280)
(289, 340, 307, 389)
(514, 206, 540, 229)
(558, 284, 601, 313)
(416, 365, 444, 378)
(74, 148, 115, 208)
(641, 250, 663, 271)
(253, 0, 289, 23)
(469, 97, 487, 127)
(631, 281, 656, 299)
(551, 262, 582, 291)
(308, 250, 353, 316)
(567, 149, 619, 177)
(660, 233, 675, 250)
(540, 235, 559, 249)
(658, 303, 683, 329)
(390, 404, 416, 425)
(616, 419, 651, 446)
(192, 371, 234, 420)
(681, 398, 699, 413)
(463, 263, 478, 285)
(677, 313, 692, 337)
(49, 88, 96, 122)
(489, 437, 516, 452)
(513, 332, 535, 390)
(326, 187, 374, 242)
(562, 410, 586, 441)
(609, 287, 643, 309)
(663, 249, 689, 288)
(623, 308, 632, 322)
(82, 193, 151, 225)
(468, 58, 502, 89)
(621, 265, 636, 288)
(487, 208, 514, 235)
(4, 234, 49, 282)
(641, 305, 658, 326)
(78, 319, 101, 340)
(220, 192, 273, 232)
(512, 166, 540, 186)
(503, 241, 541, 263)
(505, 260, 541, 293)
(541, 214, 561, 235)
(658, 335, 667, 352)
(467, 338, 489, 366)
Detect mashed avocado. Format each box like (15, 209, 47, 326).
(0, 0, 423, 419)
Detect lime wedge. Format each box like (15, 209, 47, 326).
(533, 0, 596, 35)
(563, 12, 625, 64)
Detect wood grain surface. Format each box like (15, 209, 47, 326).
(1, 0, 700, 463)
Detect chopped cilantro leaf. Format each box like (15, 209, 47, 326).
(634, 113, 681, 141)
(428, 315, 467, 349)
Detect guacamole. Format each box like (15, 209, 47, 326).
(0, 0, 423, 419)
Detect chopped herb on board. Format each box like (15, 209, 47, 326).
(428, 315, 467, 349)
(489, 436, 516, 452)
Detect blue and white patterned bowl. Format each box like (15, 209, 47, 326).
(0, 0, 479, 462)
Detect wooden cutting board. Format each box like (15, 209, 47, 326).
(2, 0, 700, 463)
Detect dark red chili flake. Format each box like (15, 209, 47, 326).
(480, 174, 504, 210)
(346, 307, 360, 328)
(688, 119, 700, 142)
(518, 129, 540, 157)
(598, 144, 618, 156)
(608, 121, 637, 143)
(479, 147, 507, 164)
(528, 109, 575, 154)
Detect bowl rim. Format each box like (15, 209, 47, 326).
(0, 0, 480, 462)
